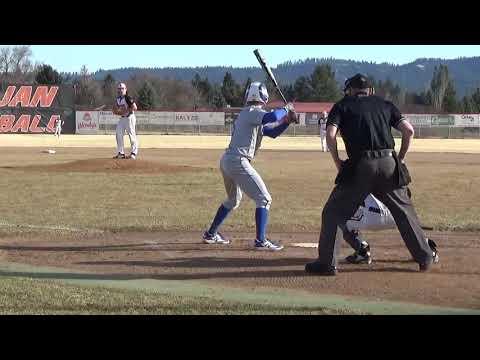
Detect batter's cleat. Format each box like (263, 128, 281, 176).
(129, 153, 137, 160)
(345, 244, 372, 264)
(203, 231, 230, 245)
(113, 153, 126, 159)
(254, 239, 284, 251)
(305, 261, 337, 276)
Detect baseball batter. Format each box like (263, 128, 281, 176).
(112, 83, 138, 159)
(203, 82, 298, 251)
(54, 117, 64, 138)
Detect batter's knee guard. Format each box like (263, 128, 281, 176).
(223, 193, 242, 210)
(256, 194, 272, 210)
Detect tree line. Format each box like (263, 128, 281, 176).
(2, 46, 480, 113)
(92, 56, 480, 99)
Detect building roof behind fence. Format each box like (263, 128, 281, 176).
(267, 101, 335, 113)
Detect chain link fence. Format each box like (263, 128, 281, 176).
(78, 110, 480, 139)
(97, 123, 480, 139)
(392, 126, 480, 139)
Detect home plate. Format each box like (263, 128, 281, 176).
(291, 242, 318, 248)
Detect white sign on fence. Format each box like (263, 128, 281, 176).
(453, 114, 480, 127)
(98, 111, 118, 126)
(148, 112, 175, 125)
(76, 111, 99, 134)
(77, 111, 480, 134)
(405, 113, 480, 127)
(90, 111, 225, 128)
(404, 114, 432, 127)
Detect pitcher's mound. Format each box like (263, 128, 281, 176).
(27, 158, 207, 174)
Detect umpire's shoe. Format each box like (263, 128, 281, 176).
(345, 243, 372, 265)
(419, 238, 439, 272)
(305, 261, 337, 276)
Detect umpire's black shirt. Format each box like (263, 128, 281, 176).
(327, 95, 404, 159)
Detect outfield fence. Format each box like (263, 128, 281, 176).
(74, 110, 480, 139)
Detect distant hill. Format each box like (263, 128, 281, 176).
(92, 57, 480, 98)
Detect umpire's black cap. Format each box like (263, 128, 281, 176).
(345, 73, 371, 89)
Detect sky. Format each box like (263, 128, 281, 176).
(6, 45, 480, 73)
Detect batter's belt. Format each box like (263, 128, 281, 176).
(336, 149, 411, 187)
(357, 149, 394, 160)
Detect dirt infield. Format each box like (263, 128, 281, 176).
(21, 158, 206, 174)
(2, 134, 480, 153)
(0, 230, 478, 310)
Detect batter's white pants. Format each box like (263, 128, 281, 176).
(220, 154, 272, 210)
(116, 115, 138, 155)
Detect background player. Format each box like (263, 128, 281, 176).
(202, 82, 298, 251)
(54, 117, 64, 138)
(319, 111, 329, 152)
(112, 83, 138, 159)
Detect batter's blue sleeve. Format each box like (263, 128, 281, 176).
(261, 109, 288, 125)
(263, 120, 289, 138)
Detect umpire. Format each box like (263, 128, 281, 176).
(305, 73, 439, 276)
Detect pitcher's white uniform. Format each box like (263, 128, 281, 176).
(115, 95, 138, 157)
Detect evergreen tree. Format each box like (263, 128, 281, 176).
(35, 64, 63, 84)
(308, 64, 342, 102)
(137, 81, 156, 110)
(102, 73, 116, 101)
(221, 72, 242, 107)
(293, 76, 312, 101)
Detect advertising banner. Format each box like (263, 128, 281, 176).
(0, 85, 75, 134)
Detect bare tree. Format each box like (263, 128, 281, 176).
(0, 47, 12, 88)
(0, 46, 34, 86)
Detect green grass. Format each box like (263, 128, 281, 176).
(0, 148, 478, 315)
(0, 149, 479, 235)
(0, 276, 352, 315)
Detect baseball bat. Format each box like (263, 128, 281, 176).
(253, 49, 288, 105)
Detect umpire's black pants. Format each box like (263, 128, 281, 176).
(317, 154, 434, 267)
